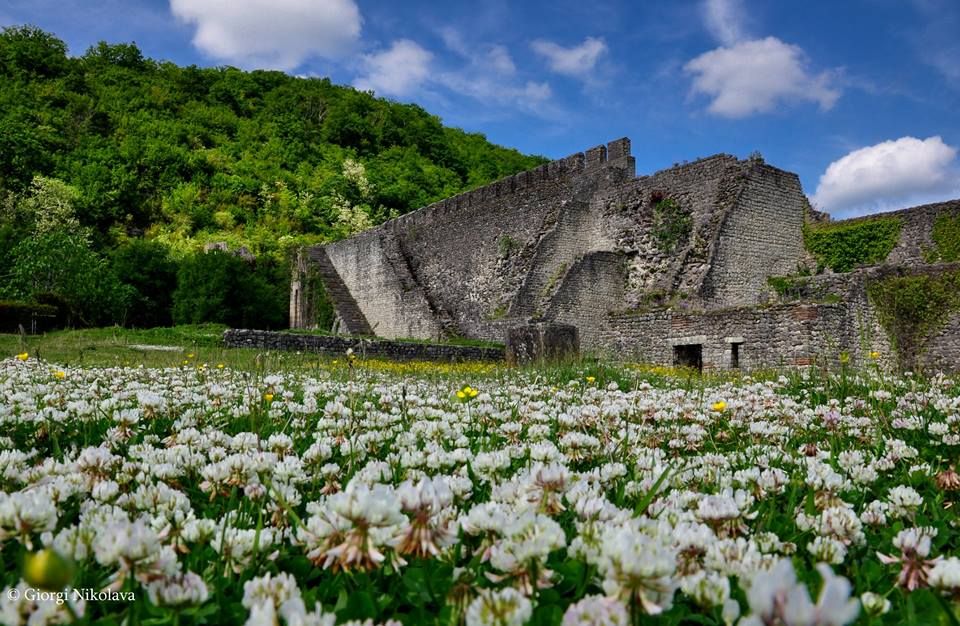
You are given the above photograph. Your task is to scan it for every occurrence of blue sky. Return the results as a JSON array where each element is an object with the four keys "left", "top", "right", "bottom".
[{"left": 2, "top": 0, "right": 959, "bottom": 218}]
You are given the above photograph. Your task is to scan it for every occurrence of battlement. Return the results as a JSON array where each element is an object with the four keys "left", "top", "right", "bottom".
[{"left": 377, "top": 138, "right": 635, "bottom": 231}]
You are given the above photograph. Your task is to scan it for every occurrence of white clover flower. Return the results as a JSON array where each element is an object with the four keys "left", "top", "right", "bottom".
[
  {"left": 929, "top": 557, "right": 960, "bottom": 594},
  {"left": 393, "top": 476, "right": 456, "bottom": 559},
  {"left": 487, "top": 511, "right": 566, "bottom": 593},
  {"left": 681, "top": 570, "right": 731, "bottom": 608},
  {"left": 859, "top": 592, "right": 891, "bottom": 617},
  {"left": 807, "top": 536, "right": 847, "bottom": 565},
  {"left": 242, "top": 571, "right": 300, "bottom": 611},
  {"left": 561, "top": 594, "right": 629, "bottom": 626},
  {"left": 0, "top": 490, "right": 58, "bottom": 549},
  {"left": 886, "top": 485, "right": 923, "bottom": 519},
  {"left": 595, "top": 520, "right": 678, "bottom": 614},
  {"left": 146, "top": 571, "right": 209, "bottom": 607},
  {"left": 741, "top": 560, "right": 858, "bottom": 626},
  {"left": 465, "top": 588, "right": 532, "bottom": 626},
  {"left": 297, "top": 482, "right": 405, "bottom": 572}
]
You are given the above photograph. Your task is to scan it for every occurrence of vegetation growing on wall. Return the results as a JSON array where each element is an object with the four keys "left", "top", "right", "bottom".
[
  {"left": 803, "top": 217, "right": 901, "bottom": 272},
  {"left": 651, "top": 198, "right": 692, "bottom": 252},
  {"left": 866, "top": 270, "right": 960, "bottom": 369},
  {"left": 926, "top": 211, "right": 960, "bottom": 262}
]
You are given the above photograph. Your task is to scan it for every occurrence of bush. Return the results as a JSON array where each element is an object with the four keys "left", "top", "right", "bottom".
[
  {"left": 172, "top": 250, "right": 287, "bottom": 329},
  {"left": 111, "top": 239, "right": 178, "bottom": 328},
  {"left": 2, "top": 230, "right": 132, "bottom": 326},
  {"left": 0, "top": 300, "right": 58, "bottom": 333}
]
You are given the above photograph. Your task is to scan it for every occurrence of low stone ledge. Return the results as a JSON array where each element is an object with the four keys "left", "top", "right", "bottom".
[
  {"left": 505, "top": 323, "right": 580, "bottom": 365},
  {"left": 224, "top": 329, "right": 504, "bottom": 362}
]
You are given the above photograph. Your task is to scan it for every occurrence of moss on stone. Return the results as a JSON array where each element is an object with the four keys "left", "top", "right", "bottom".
[
  {"left": 803, "top": 217, "right": 901, "bottom": 272},
  {"left": 866, "top": 270, "right": 960, "bottom": 370}
]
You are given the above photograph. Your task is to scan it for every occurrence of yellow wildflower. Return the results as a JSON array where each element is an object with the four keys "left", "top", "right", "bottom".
[
  {"left": 711, "top": 400, "right": 727, "bottom": 412},
  {"left": 53, "top": 371, "right": 66, "bottom": 380},
  {"left": 586, "top": 376, "right": 596, "bottom": 384},
  {"left": 869, "top": 351, "right": 880, "bottom": 360},
  {"left": 16, "top": 352, "right": 28, "bottom": 361},
  {"left": 217, "top": 363, "right": 225, "bottom": 369},
  {"left": 264, "top": 393, "right": 274, "bottom": 402}
]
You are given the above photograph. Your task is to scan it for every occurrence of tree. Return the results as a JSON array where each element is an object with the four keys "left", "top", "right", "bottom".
[
  {"left": 0, "top": 176, "right": 131, "bottom": 326},
  {"left": 172, "top": 251, "right": 286, "bottom": 329},
  {"left": 111, "top": 239, "right": 178, "bottom": 328}
]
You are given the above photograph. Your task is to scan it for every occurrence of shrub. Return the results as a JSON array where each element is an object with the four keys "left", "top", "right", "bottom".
[
  {"left": 172, "top": 250, "right": 287, "bottom": 329},
  {"left": 111, "top": 239, "right": 178, "bottom": 328},
  {"left": 0, "top": 300, "right": 58, "bottom": 333},
  {"left": 2, "top": 230, "right": 132, "bottom": 326},
  {"left": 652, "top": 198, "right": 692, "bottom": 253}
]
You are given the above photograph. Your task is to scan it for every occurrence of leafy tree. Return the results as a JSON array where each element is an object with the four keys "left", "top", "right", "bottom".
[
  {"left": 172, "top": 251, "right": 286, "bottom": 328},
  {"left": 111, "top": 239, "right": 178, "bottom": 328},
  {"left": 0, "top": 176, "right": 131, "bottom": 326},
  {"left": 0, "top": 25, "right": 548, "bottom": 328},
  {"left": 3, "top": 230, "right": 132, "bottom": 326},
  {"left": 0, "top": 25, "right": 68, "bottom": 79}
]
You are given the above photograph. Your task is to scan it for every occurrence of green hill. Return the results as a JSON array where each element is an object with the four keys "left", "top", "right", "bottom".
[{"left": 0, "top": 25, "right": 546, "bottom": 329}]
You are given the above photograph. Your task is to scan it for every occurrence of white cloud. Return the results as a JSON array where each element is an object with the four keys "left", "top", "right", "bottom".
[
  {"left": 169, "top": 0, "right": 361, "bottom": 70},
  {"left": 702, "top": 0, "right": 746, "bottom": 45},
  {"left": 531, "top": 36, "right": 607, "bottom": 78},
  {"left": 685, "top": 37, "right": 840, "bottom": 117},
  {"left": 353, "top": 39, "right": 432, "bottom": 98},
  {"left": 812, "top": 136, "right": 960, "bottom": 216},
  {"left": 432, "top": 28, "right": 552, "bottom": 115}
]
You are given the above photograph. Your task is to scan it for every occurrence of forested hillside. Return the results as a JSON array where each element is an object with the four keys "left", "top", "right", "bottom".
[{"left": 0, "top": 26, "right": 545, "bottom": 329}]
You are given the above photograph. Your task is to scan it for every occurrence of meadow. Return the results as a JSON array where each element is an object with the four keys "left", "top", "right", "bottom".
[{"left": 1, "top": 330, "right": 959, "bottom": 625}]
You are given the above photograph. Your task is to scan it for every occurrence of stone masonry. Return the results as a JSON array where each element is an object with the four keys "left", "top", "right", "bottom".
[{"left": 292, "top": 137, "right": 960, "bottom": 372}]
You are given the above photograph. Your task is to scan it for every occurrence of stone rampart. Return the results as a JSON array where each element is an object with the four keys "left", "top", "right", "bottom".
[{"left": 224, "top": 329, "right": 503, "bottom": 361}]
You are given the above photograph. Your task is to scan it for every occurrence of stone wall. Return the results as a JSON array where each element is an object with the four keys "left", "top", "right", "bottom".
[
  {"left": 224, "top": 329, "right": 503, "bottom": 362},
  {"left": 598, "top": 303, "right": 851, "bottom": 369},
  {"left": 309, "top": 138, "right": 636, "bottom": 341},
  {"left": 831, "top": 199, "right": 960, "bottom": 266},
  {"left": 700, "top": 163, "right": 810, "bottom": 307}
]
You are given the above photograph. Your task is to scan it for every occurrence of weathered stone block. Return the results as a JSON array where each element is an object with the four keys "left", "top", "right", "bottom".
[{"left": 505, "top": 323, "right": 580, "bottom": 365}]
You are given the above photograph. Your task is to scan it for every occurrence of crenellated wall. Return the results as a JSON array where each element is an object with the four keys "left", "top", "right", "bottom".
[{"left": 291, "top": 136, "right": 960, "bottom": 373}]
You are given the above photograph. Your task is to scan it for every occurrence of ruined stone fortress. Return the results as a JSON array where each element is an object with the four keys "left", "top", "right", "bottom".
[{"left": 290, "top": 137, "right": 960, "bottom": 372}]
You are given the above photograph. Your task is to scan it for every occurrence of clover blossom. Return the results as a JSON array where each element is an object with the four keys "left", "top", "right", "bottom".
[
  {"left": 393, "top": 476, "right": 456, "bottom": 559},
  {"left": 740, "top": 560, "right": 859, "bottom": 626},
  {"left": 465, "top": 588, "right": 531, "bottom": 626},
  {"left": 877, "top": 526, "right": 941, "bottom": 590},
  {"left": 298, "top": 482, "right": 405, "bottom": 572},
  {"left": 561, "top": 594, "right": 629, "bottom": 626},
  {"left": 595, "top": 520, "right": 678, "bottom": 615}
]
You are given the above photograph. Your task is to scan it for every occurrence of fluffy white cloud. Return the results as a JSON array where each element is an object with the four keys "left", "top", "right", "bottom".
[
  {"left": 169, "top": 0, "right": 361, "bottom": 70},
  {"left": 685, "top": 37, "right": 839, "bottom": 117},
  {"left": 434, "top": 28, "right": 552, "bottom": 114},
  {"left": 812, "top": 136, "right": 960, "bottom": 216},
  {"left": 703, "top": 0, "right": 745, "bottom": 45},
  {"left": 353, "top": 40, "right": 432, "bottom": 97},
  {"left": 531, "top": 37, "right": 607, "bottom": 78}
]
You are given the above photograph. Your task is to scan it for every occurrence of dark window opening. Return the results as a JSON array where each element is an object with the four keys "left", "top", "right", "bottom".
[
  {"left": 673, "top": 344, "right": 703, "bottom": 372},
  {"left": 730, "top": 342, "right": 742, "bottom": 369}
]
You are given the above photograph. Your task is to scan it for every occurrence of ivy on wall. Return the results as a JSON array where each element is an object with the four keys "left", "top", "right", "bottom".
[
  {"left": 652, "top": 198, "right": 692, "bottom": 252},
  {"left": 866, "top": 270, "right": 960, "bottom": 370},
  {"left": 926, "top": 211, "right": 960, "bottom": 262},
  {"left": 803, "top": 217, "right": 901, "bottom": 272}
]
